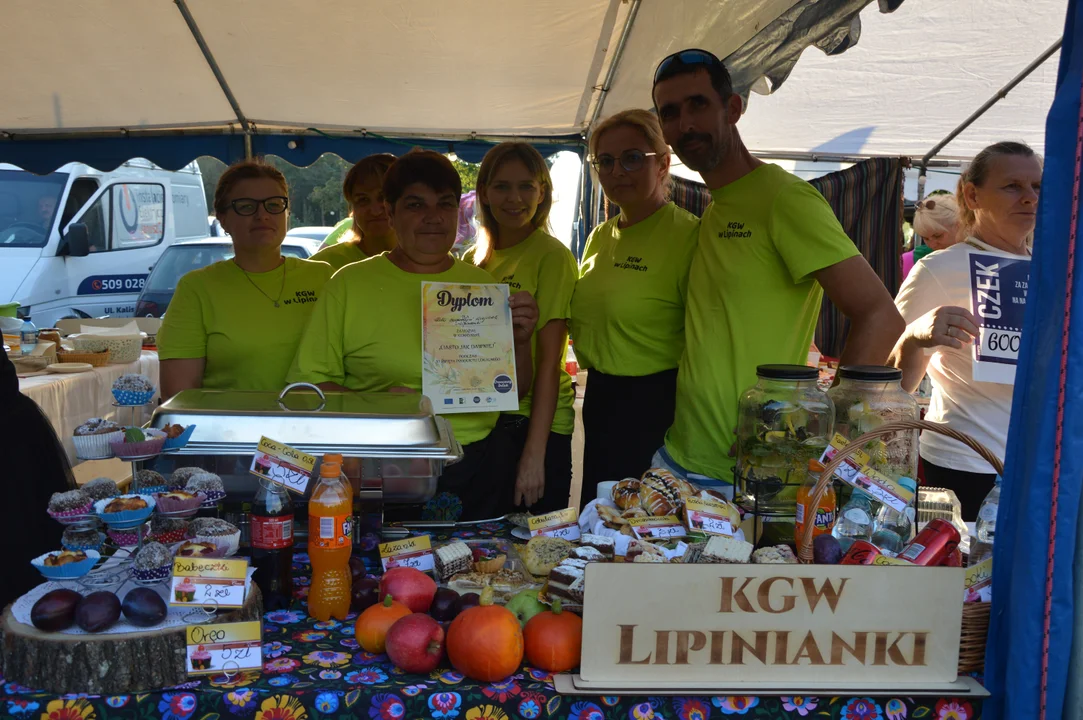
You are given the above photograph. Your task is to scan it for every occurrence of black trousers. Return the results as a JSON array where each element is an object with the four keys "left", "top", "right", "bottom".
[
  {"left": 921, "top": 457, "right": 997, "bottom": 521},
  {"left": 499, "top": 415, "right": 573, "bottom": 514},
  {"left": 580, "top": 368, "right": 678, "bottom": 508}
]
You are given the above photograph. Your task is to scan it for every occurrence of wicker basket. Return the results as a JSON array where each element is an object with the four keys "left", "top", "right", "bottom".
[
  {"left": 796, "top": 419, "right": 1003, "bottom": 676},
  {"left": 56, "top": 349, "right": 111, "bottom": 367}
]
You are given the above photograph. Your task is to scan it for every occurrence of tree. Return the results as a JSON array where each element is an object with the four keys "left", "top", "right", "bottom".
[{"left": 453, "top": 159, "right": 480, "bottom": 191}]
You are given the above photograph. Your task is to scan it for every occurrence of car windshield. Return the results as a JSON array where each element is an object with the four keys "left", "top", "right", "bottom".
[
  {"left": 0, "top": 170, "right": 68, "bottom": 248},
  {"left": 143, "top": 244, "right": 309, "bottom": 293}
]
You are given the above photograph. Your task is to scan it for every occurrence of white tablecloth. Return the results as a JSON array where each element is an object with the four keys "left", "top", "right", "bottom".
[{"left": 18, "top": 351, "right": 160, "bottom": 464}]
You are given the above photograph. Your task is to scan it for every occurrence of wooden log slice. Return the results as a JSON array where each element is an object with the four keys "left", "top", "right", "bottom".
[{"left": 0, "top": 584, "right": 263, "bottom": 695}]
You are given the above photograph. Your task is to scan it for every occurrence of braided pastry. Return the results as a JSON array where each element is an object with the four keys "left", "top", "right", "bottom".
[
  {"left": 639, "top": 469, "right": 685, "bottom": 516},
  {"left": 611, "top": 478, "right": 643, "bottom": 510}
]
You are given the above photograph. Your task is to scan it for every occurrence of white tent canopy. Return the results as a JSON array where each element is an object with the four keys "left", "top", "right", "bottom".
[
  {"left": 1, "top": 0, "right": 896, "bottom": 171},
  {"left": 732, "top": 0, "right": 1065, "bottom": 160}
]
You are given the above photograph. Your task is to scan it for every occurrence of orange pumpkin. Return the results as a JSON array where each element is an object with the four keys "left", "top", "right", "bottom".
[
  {"left": 447, "top": 587, "right": 523, "bottom": 681},
  {"left": 355, "top": 594, "right": 411, "bottom": 653},
  {"left": 523, "top": 598, "right": 582, "bottom": 672}
]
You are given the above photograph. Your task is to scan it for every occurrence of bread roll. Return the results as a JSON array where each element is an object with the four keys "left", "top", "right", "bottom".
[{"left": 612, "top": 479, "right": 643, "bottom": 510}]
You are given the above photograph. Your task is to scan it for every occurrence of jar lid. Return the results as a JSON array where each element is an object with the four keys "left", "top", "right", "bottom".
[
  {"left": 756, "top": 364, "right": 818, "bottom": 381},
  {"left": 838, "top": 365, "right": 903, "bottom": 382}
]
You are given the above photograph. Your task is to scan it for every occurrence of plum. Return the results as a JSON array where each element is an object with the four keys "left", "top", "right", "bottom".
[
  {"left": 351, "top": 578, "right": 380, "bottom": 613},
  {"left": 31, "top": 589, "right": 82, "bottom": 632},
  {"left": 457, "top": 592, "right": 482, "bottom": 611},
  {"left": 428, "top": 588, "right": 462, "bottom": 622},
  {"left": 122, "top": 588, "right": 167, "bottom": 627},
  {"left": 76, "top": 591, "right": 121, "bottom": 633},
  {"left": 349, "top": 555, "right": 365, "bottom": 584},
  {"left": 813, "top": 534, "right": 844, "bottom": 565}
]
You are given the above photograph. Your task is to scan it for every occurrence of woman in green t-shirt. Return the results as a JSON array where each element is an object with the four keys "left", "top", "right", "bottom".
[
  {"left": 288, "top": 150, "right": 539, "bottom": 520},
  {"left": 310, "top": 154, "right": 398, "bottom": 270},
  {"left": 158, "top": 160, "right": 333, "bottom": 399},
  {"left": 466, "top": 143, "right": 578, "bottom": 513},
  {"left": 569, "top": 109, "right": 700, "bottom": 505}
]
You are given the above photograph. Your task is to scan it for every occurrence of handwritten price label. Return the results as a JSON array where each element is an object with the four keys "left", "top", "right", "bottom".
[
  {"left": 684, "top": 497, "right": 737, "bottom": 537},
  {"left": 528, "top": 508, "right": 581, "bottom": 541},
  {"left": 821, "top": 434, "right": 914, "bottom": 513},
  {"left": 171, "top": 557, "right": 249, "bottom": 609},
  {"left": 185, "top": 621, "right": 262, "bottom": 676},
  {"left": 379, "top": 536, "right": 435, "bottom": 574},
  {"left": 250, "top": 436, "right": 317, "bottom": 495},
  {"left": 628, "top": 515, "right": 687, "bottom": 540}
]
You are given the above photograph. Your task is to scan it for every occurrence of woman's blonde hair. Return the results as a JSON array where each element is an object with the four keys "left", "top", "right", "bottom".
[
  {"left": 588, "top": 108, "right": 671, "bottom": 199},
  {"left": 473, "top": 142, "right": 553, "bottom": 267},
  {"left": 912, "top": 193, "right": 959, "bottom": 241}
]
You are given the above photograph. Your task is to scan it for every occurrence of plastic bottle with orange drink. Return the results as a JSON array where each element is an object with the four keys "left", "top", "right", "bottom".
[
  {"left": 307, "top": 460, "right": 353, "bottom": 621},
  {"left": 795, "top": 459, "right": 837, "bottom": 544}
]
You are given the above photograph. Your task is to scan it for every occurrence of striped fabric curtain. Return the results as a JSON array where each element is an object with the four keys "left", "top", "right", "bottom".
[{"left": 809, "top": 158, "right": 905, "bottom": 357}]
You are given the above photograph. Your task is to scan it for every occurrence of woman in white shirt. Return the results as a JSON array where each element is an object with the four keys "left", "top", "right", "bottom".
[{"left": 891, "top": 141, "right": 1042, "bottom": 517}]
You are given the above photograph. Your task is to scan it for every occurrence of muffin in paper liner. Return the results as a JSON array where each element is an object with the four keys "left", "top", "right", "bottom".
[
  {"left": 72, "top": 430, "right": 123, "bottom": 460},
  {"left": 131, "top": 542, "right": 174, "bottom": 582},
  {"left": 47, "top": 501, "right": 94, "bottom": 523},
  {"left": 62, "top": 529, "right": 105, "bottom": 552},
  {"left": 154, "top": 491, "right": 203, "bottom": 518},
  {"left": 110, "top": 429, "right": 167, "bottom": 460},
  {"left": 94, "top": 494, "right": 156, "bottom": 528},
  {"left": 32, "top": 550, "right": 101, "bottom": 580},
  {"left": 108, "top": 525, "right": 151, "bottom": 547},
  {"left": 151, "top": 517, "right": 189, "bottom": 544},
  {"left": 112, "top": 388, "right": 156, "bottom": 406},
  {"left": 163, "top": 424, "right": 196, "bottom": 450},
  {"left": 199, "top": 490, "right": 227, "bottom": 507},
  {"left": 192, "top": 529, "right": 240, "bottom": 558}
]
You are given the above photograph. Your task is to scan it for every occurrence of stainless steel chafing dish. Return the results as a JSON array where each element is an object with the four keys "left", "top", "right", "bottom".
[{"left": 149, "top": 383, "right": 463, "bottom": 508}]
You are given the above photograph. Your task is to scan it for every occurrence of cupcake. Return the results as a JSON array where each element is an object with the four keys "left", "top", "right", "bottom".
[
  {"left": 188, "top": 518, "right": 240, "bottom": 557},
  {"left": 154, "top": 490, "right": 202, "bottom": 518},
  {"left": 95, "top": 494, "right": 155, "bottom": 528},
  {"left": 62, "top": 526, "right": 105, "bottom": 552},
  {"left": 112, "top": 374, "right": 156, "bottom": 406},
  {"left": 162, "top": 423, "right": 196, "bottom": 451},
  {"left": 471, "top": 546, "right": 507, "bottom": 573},
  {"left": 109, "top": 427, "right": 167, "bottom": 460},
  {"left": 72, "top": 418, "right": 124, "bottom": 460},
  {"left": 177, "top": 540, "right": 221, "bottom": 558},
  {"left": 32, "top": 549, "right": 100, "bottom": 580},
  {"left": 132, "top": 541, "right": 173, "bottom": 582},
  {"left": 135, "top": 469, "right": 167, "bottom": 494},
  {"left": 185, "top": 473, "right": 226, "bottom": 505},
  {"left": 82, "top": 477, "right": 119, "bottom": 502},
  {"left": 176, "top": 576, "right": 197, "bottom": 602},
  {"left": 190, "top": 644, "right": 211, "bottom": 670},
  {"left": 168, "top": 467, "right": 204, "bottom": 490},
  {"left": 151, "top": 516, "right": 189, "bottom": 544},
  {"left": 48, "top": 489, "right": 93, "bottom": 522},
  {"left": 108, "top": 524, "right": 150, "bottom": 547}
]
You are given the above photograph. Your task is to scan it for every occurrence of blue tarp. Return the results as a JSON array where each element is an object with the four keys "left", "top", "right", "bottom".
[
  {"left": 984, "top": 0, "right": 1083, "bottom": 716},
  {"left": 0, "top": 131, "right": 584, "bottom": 175}
]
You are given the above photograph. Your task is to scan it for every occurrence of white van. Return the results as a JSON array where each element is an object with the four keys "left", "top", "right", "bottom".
[{"left": 0, "top": 159, "right": 208, "bottom": 328}]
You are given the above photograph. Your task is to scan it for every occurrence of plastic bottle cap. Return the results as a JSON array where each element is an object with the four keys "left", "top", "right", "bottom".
[
  {"left": 323, "top": 453, "right": 343, "bottom": 465},
  {"left": 808, "top": 459, "right": 825, "bottom": 472},
  {"left": 898, "top": 476, "right": 918, "bottom": 493},
  {"left": 320, "top": 461, "right": 342, "bottom": 477}
]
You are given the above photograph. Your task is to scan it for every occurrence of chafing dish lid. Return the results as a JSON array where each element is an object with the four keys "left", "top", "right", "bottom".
[{"left": 150, "top": 384, "right": 462, "bottom": 459}]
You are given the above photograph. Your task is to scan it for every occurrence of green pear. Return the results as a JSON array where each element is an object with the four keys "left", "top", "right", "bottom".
[{"left": 504, "top": 589, "right": 546, "bottom": 627}]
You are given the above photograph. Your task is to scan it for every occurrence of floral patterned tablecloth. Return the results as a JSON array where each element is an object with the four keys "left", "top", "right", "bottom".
[{"left": 0, "top": 523, "right": 984, "bottom": 720}]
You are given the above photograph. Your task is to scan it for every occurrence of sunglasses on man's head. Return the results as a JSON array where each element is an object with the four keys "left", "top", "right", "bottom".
[
  {"left": 654, "top": 48, "right": 724, "bottom": 85},
  {"left": 919, "top": 199, "right": 937, "bottom": 211}
]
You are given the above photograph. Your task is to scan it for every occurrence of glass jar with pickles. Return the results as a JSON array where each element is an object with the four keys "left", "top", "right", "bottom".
[
  {"left": 736, "top": 365, "right": 834, "bottom": 516},
  {"left": 827, "top": 366, "right": 919, "bottom": 493}
]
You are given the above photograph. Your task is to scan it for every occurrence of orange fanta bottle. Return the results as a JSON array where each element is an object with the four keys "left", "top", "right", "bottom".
[
  {"left": 795, "top": 459, "right": 837, "bottom": 544},
  {"left": 307, "top": 460, "right": 353, "bottom": 621}
]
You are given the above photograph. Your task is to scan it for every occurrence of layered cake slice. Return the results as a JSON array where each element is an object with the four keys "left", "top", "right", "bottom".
[
  {"left": 435, "top": 540, "right": 473, "bottom": 578},
  {"left": 700, "top": 535, "right": 754, "bottom": 564}
]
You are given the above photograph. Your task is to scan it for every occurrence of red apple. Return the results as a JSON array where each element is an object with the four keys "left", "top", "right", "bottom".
[
  {"left": 385, "top": 613, "right": 446, "bottom": 674},
  {"left": 380, "top": 567, "right": 437, "bottom": 613}
]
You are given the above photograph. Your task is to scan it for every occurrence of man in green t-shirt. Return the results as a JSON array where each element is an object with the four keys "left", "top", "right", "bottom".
[{"left": 650, "top": 49, "right": 905, "bottom": 494}]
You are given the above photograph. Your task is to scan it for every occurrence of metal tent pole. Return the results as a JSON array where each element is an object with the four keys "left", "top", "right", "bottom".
[
  {"left": 917, "top": 39, "right": 1062, "bottom": 202},
  {"left": 175, "top": 0, "right": 253, "bottom": 159},
  {"left": 587, "top": 0, "right": 643, "bottom": 130}
]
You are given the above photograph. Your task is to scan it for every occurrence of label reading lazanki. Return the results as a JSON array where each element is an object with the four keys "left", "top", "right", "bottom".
[{"left": 379, "top": 536, "right": 435, "bottom": 573}]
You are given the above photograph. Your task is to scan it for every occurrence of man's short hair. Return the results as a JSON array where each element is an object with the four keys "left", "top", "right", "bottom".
[
  {"left": 652, "top": 48, "right": 734, "bottom": 101},
  {"left": 383, "top": 149, "right": 462, "bottom": 208}
]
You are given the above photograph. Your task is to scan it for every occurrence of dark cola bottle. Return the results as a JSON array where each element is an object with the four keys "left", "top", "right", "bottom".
[{"left": 251, "top": 478, "right": 295, "bottom": 610}]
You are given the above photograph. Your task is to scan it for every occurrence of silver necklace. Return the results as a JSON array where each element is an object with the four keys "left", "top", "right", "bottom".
[{"left": 237, "top": 259, "right": 287, "bottom": 307}]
